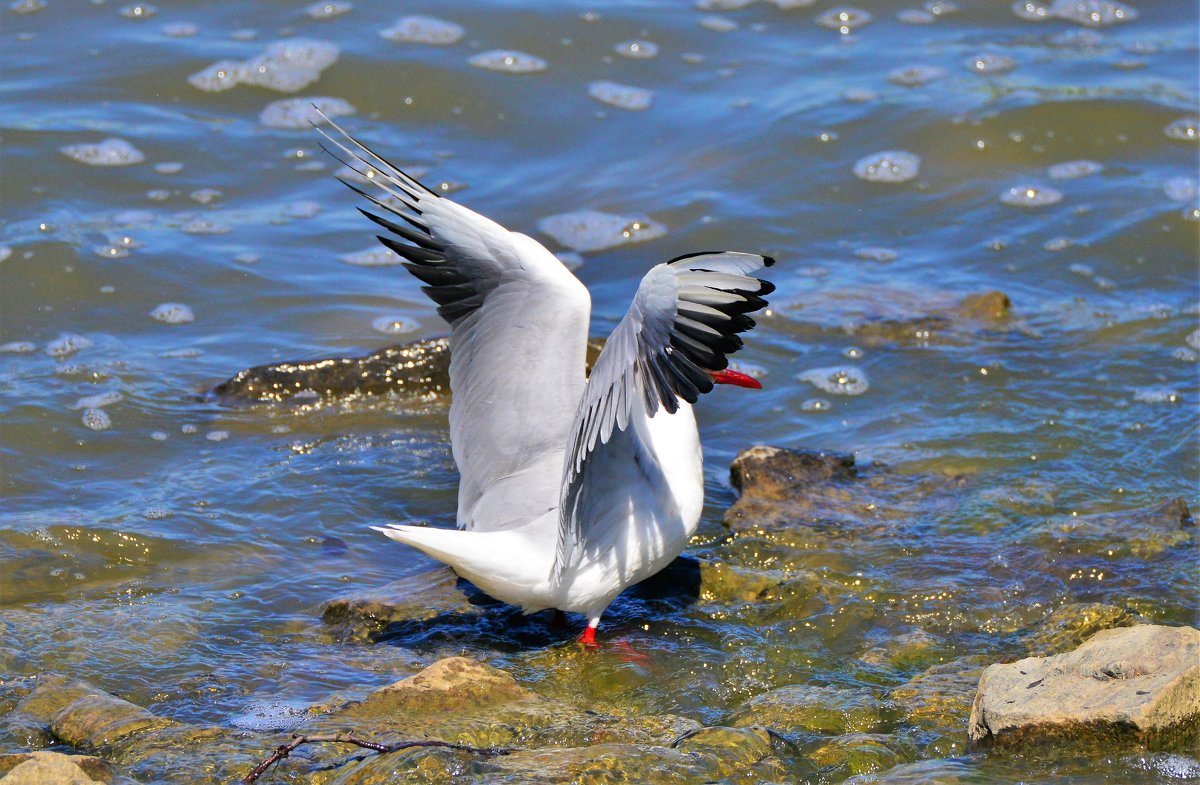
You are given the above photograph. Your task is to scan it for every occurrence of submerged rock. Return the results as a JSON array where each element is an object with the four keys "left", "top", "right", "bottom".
[
  {"left": 1021, "top": 602, "right": 1136, "bottom": 656},
  {"left": 321, "top": 566, "right": 483, "bottom": 642},
  {"left": 729, "top": 684, "right": 885, "bottom": 735},
  {"left": 0, "top": 751, "right": 111, "bottom": 784},
  {"left": 809, "top": 732, "right": 906, "bottom": 777},
  {"left": 888, "top": 655, "right": 990, "bottom": 753},
  {"left": 968, "top": 625, "right": 1200, "bottom": 748},
  {"left": 1026, "top": 498, "right": 1193, "bottom": 559}
]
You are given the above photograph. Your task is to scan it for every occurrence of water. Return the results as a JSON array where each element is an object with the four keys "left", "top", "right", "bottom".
[{"left": 0, "top": 1, "right": 1197, "bottom": 782}]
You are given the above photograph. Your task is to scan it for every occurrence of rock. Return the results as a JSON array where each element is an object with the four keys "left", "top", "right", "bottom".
[
  {"left": 336, "top": 657, "right": 533, "bottom": 722},
  {"left": 672, "top": 725, "right": 773, "bottom": 772},
  {"left": 13, "top": 675, "right": 177, "bottom": 753},
  {"left": 1026, "top": 498, "right": 1194, "bottom": 559},
  {"left": 0, "top": 752, "right": 110, "bottom": 784},
  {"left": 843, "top": 757, "right": 976, "bottom": 784},
  {"left": 887, "top": 656, "right": 989, "bottom": 755},
  {"left": 968, "top": 624, "right": 1200, "bottom": 748},
  {"left": 955, "top": 291, "right": 1012, "bottom": 322},
  {"left": 210, "top": 338, "right": 606, "bottom": 404},
  {"left": 808, "top": 733, "right": 904, "bottom": 777},
  {"left": 321, "top": 567, "right": 483, "bottom": 642},
  {"left": 859, "top": 629, "right": 946, "bottom": 671},
  {"left": 729, "top": 684, "right": 885, "bottom": 735},
  {"left": 1021, "top": 602, "right": 1136, "bottom": 656}
]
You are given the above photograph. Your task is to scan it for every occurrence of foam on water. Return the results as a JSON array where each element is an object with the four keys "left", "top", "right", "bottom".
[
  {"left": 853, "top": 151, "right": 921, "bottom": 183},
  {"left": 339, "top": 246, "right": 401, "bottom": 266},
  {"left": 1132, "top": 386, "right": 1179, "bottom": 404},
  {"left": 180, "top": 218, "right": 231, "bottom": 235},
  {"left": 0, "top": 341, "right": 36, "bottom": 353},
  {"left": 189, "top": 40, "right": 339, "bottom": 94},
  {"left": 0, "top": 246, "right": 12, "bottom": 262},
  {"left": 1014, "top": 0, "right": 1052, "bottom": 19},
  {"left": 614, "top": 40, "right": 658, "bottom": 59},
  {"left": 1163, "top": 177, "right": 1197, "bottom": 203},
  {"left": 162, "top": 22, "right": 197, "bottom": 37},
  {"left": 372, "top": 315, "right": 418, "bottom": 335},
  {"left": 380, "top": 15, "right": 464, "bottom": 45},
  {"left": 801, "top": 398, "right": 831, "bottom": 411},
  {"left": 45, "top": 334, "right": 93, "bottom": 357},
  {"left": 1000, "top": 185, "right": 1064, "bottom": 207},
  {"left": 259, "top": 96, "right": 355, "bottom": 129},
  {"left": 206, "top": 430, "right": 230, "bottom": 442},
  {"left": 306, "top": 1, "right": 351, "bottom": 20},
  {"left": 816, "top": 7, "right": 872, "bottom": 33},
  {"left": 150, "top": 303, "right": 195, "bottom": 324},
  {"left": 1186, "top": 328, "right": 1200, "bottom": 351},
  {"left": 155, "top": 162, "right": 184, "bottom": 174},
  {"left": 898, "top": 10, "right": 935, "bottom": 24},
  {"left": 229, "top": 700, "right": 310, "bottom": 731},
  {"left": 283, "top": 200, "right": 322, "bottom": 219},
  {"left": 698, "top": 16, "right": 738, "bottom": 33},
  {"left": 119, "top": 3, "right": 156, "bottom": 20},
  {"left": 538, "top": 210, "right": 667, "bottom": 252},
  {"left": 9, "top": 0, "right": 46, "bottom": 13},
  {"left": 588, "top": 81, "right": 654, "bottom": 111},
  {"left": 888, "top": 65, "right": 947, "bottom": 86},
  {"left": 1047, "top": 159, "right": 1103, "bottom": 179},
  {"left": 1163, "top": 117, "right": 1198, "bottom": 142},
  {"left": 798, "top": 366, "right": 870, "bottom": 395},
  {"left": 81, "top": 408, "right": 112, "bottom": 431},
  {"left": 1049, "top": 0, "right": 1137, "bottom": 27},
  {"left": 60, "top": 138, "right": 145, "bottom": 166},
  {"left": 72, "top": 391, "right": 123, "bottom": 410},
  {"left": 695, "top": 0, "right": 754, "bottom": 9},
  {"left": 966, "top": 54, "right": 1017, "bottom": 74},
  {"left": 190, "top": 188, "right": 221, "bottom": 204},
  {"left": 468, "top": 50, "right": 548, "bottom": 73},
  {"left": 855, "top": 246, "right": 898, "bottom": 261}
]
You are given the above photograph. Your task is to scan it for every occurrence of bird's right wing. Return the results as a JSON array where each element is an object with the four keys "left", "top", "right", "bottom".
[
  {"left": 317, "top": 114, "right": 591, "bottom": 532},
  {"left": 554, "top": 252, "right": 774, "bottom": 579}
]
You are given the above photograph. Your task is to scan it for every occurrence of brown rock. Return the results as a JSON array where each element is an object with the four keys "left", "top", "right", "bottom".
[
  {"left": 0, "top": 752, "right": 110, "bottom": 784},
  {"left": 336, "top": 657, "right": 533, "bottom": 722},
  {"left": 968, "top": 624, "right": 1200, "bottom": 747},
  {"left": 1027, "top": 498, "right": 1194, "bottom": 559}
]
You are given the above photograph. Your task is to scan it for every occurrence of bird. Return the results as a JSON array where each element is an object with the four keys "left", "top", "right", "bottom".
[{"left": 315, "top": 112, "right": 774, "bottom": 646}]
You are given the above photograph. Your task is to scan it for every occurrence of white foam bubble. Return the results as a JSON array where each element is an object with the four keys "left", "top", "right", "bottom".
[
  {"left": 1050, "top": 0, "right": 1137, "bottom": 27},
  {"left": 698, "top": 16, "right": 738, "bottom": 32},
  {"left": 151, "top": 431, "right": 169, "bottom": 441},
  {"left": 283, "top": 200, "right": 322, "bottom": 218},
  {"left": 9, "top": 0, "right": 46, "bottom": 13},
  {"left": 189, "top": 188, "right": 221, "bottom": 204},
  {"left": 162, "top": 22, "right": 197, "bottom": 37},
  {"left": 588, "top": 81, "right": 653, "bottom": 111},
  {"left": 46, "top": 333, "right": 93, "bottom": 357},
  {"left": 799, "top": 366, "right": 870, "bottom": 395},
  {"left": 187, "top": 60, "right": 241, "bottom": 92},
  {"left": 925, "top": 0, "right": 959, "bottom": 13},
  {"left": 801, "top": 398, "right": 831, "bottom": 411},
  {"left": 538, "top": 210, "right": 666, "bottom": 252},
  {"left": 1000, "top": 185, "right": 1063, "bottom": 207},
  {"left": 150, "top": 303, "right": 195, "bottom": 324},
  {"left": 1132, "top": 386, "right": 1178, "bottom": 404},
  {"left": 339, "top": 246, "right": 401, "bottom": 266},
  {"left": 614, "top": 39, "right": 658, "bottom": 59},
  {"left": 180, "top": 218, "right": 231, "bottom": 235},
  {"left": 235, "top": 253, "right": 260, "bottom": 264},
  {"left": 119, "top": 3, "right": 156, "bottom": 20},
  {"left": 206, "top": 430, "right": 230, "bottom": 441},
  {"left": 888, "top": 64, "right": 947, "bottom": 86},
  {"left": 189, "top": 40, "right": 340, "bottom": 94},
  {"left": 1164, "top": 117, "right": 1198, "bottom": 142},
  {"left": 372, "top": 315, "right": 418, "bottom": 335},
  {"left": 816, "top": 6, "right": 872, "bottom": 32},
  {"left": 380, "top": 15, "right": 463, "bottom": 45},
  {"left": 259, "top": 96, "right": 355, "bottom": 129},
  {"left": 81, "top": 408, "right": 112, "bottom": 430},
  {"left": 94, "top": 244, "right": 130, "bottom": 259},
  {"left": 1047, "top": 159, "right": 1103, "bottom": 179},
  {"left": 60, "top": 138, "right": 145, "bottom": 166},
  {"left": 0, "top": 246, "right": 11, "bottom": 262},
  {"left": 0, "top": 341, "right": 36, "bottom": 353},
  {"left": 1164, "top": 177, "right": 1197, "bottom": 203},
  {"left": 965, "top": 53, "right": 1017, "bottom": 74},
  {"left": 1043, "top": 236, "right": 1072, "bottom": 251},
  {"left": 306, "top": 1, "right": 351, "bottom": 20},
  {"left": 898, "top": 9, "right": 935, "bottom": 24},
  {"left": 853, "top": 150, "right": 921, "bottom": 183},
  {"left": 696, "top": 0, "right": 755, "bottom": 8},
  {"left": 72, "top": 391, "right": 123, "bottom": 410},
  {"left": 468, "top": 50, "right": 547, "bottom": 73},
  {"left": 229, "top": 701, "right": 309, "bottom": 731},
  {"left": 155, "top": 162, "right": 184, "bottom": 174},
  {"left": 842, "top": 346, "right": 864, "bottom": 359},
  {"left": 854, "top": 246, "right": 898, "bottom": 261},
  {"left": 1187, "top": 328, "right": 1200, "bottom": 351}
]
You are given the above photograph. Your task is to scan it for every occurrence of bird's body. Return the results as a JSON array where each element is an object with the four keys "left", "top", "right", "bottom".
[{"left": 316, "top": 112, "right": 773, "bottom": 642}]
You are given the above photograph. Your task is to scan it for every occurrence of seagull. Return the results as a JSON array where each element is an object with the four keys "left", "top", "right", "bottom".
[{"left": 315, "top": 114, "right": 774, "bottom": 646}]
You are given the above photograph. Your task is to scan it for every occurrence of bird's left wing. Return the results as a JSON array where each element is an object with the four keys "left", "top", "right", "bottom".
[{"left": 554, "top": 252, "right": 774, "bottom": 580}]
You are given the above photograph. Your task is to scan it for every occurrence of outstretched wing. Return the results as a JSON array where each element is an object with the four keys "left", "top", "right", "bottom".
[
  {"left": 554, "top": 252, "right": 774, "bottom": 578},
  {"left": 317, "top": 113, "right": 591, "bottom": 532}
]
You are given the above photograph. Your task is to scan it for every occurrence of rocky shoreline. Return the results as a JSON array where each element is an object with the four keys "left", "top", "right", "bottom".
[{"left": 2, "top": 439, "right": 1196, "bottom": 784}]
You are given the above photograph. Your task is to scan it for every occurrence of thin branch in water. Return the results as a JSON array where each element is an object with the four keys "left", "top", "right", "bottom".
[{"left": 241, "top": 732, "right": 515, "bottom": 783}]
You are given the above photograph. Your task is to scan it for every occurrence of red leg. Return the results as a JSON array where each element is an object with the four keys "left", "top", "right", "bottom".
[{"left": 578, "top": 623, "right": 598, "bottom": 647}]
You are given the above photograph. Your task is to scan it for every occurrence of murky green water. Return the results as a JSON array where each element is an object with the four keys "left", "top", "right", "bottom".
[{"left": 1, "top": 0, "right": 1197, "bottom": 783}]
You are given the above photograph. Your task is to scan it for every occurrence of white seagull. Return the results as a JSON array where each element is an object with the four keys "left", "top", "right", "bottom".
[{"left": 316, "top": 115, "right": 774, "bottom": 646}]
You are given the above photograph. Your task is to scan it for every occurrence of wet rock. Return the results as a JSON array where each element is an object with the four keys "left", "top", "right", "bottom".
[
  {"left": 210, "top": 337, "right": 605, "bottom": 404},
  {"left": 844, "top": 757, "right": 975, "bottom": 784},
  {"left": 1021, "top": 602, "right": 1136, "bottom": 656},
  {"left": 12, "top": 674, "right": 177, "bottom": 754},
  {"left": 729, "top": 684, "right": 885, "bottom": 735},
  {"left": 968, "top": 625, "right": 1200, "bottom": 748},
  {"left": 1026, "top": 498, "right": 1194, "bottom": 559},
  {"left": 672, "top": 725, "right": 773, "bottom": 772},
  {"left": 0, "top": 752, "right": 111, "bottom": 784},
  {"left": 321, "top": 566, "right": 482, "bottom": 642},
  {"left": 888, "top": 655, "right": 990, "bottom": 752},
  {"left": 808, "top": 733, "right": 904, "bottom": 777},
  {"left": 859, "top": 629, "right": 946, "bottom": 671},
  {"left": 697, "top": 560, "right": 785, "bottom": 603},
  {"left": 337, "top": 657, "right": 532, "bottom": 719}
]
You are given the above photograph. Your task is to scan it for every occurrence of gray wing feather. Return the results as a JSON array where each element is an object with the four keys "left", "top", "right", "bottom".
[
  {"left": 318, "top": 112, "right": 592, "bottom": 532},
  {"left": 554, "top": 252, "right": 774, "bottom": 579}
]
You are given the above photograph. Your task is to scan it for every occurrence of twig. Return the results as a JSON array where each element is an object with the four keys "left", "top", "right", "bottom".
[{"left": 241, "top": 732, "right": 515, "bottom": 783}]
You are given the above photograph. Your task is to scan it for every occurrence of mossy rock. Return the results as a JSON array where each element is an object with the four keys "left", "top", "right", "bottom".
[
  {"left": 808, "top": 732, "right": 903, "bottom": 777},
  {"left": 729, "top": 684, "right": 885, "bottom": 735},
  {"left": 672, "top": 725, "right": 773, "bottom": 773}
]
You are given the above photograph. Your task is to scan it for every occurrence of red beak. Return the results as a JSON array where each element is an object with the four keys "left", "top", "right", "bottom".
[{"left": 709, "top": 369, "right": 762, "bottom": 389}]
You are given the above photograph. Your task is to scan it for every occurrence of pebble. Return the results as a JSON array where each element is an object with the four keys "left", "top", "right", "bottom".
[
  {"left": 799, "top": 366, "right": 870, "bottom": 395},
  {"left": 283, "top": 200, "right": 322, "bottom": 219},
  {"left": 235, "top": 253, "right": 260, "bottom": 264},
  {"left": 380, "top": 15, "right": 464, "bottom": 45},
  {"left": 1000, "top": 185, "right": 1063, "bottom": 207},
  {"left": 60, "top": 138, "right": 145, "bottom": 166},
  {"left": 305, "top": 1, "right": 351, "bottom": 20},
  {"left": 1163, "top": 118, "right": 1198, "bottom": 142},
  {"left": 614, "top": 40, "right": 658, "bottom": 59},
  {"left": 151, "top": 431, "right": 168, "bottom": 441},
  {"left": 588, "top": 81, "right": 653, "bottom": 111},
  {"left": 853, "top": 150, "right": 921, "bottom": 183},
  {"left": 339, "top": 247, "right": 401, "bottom": 266},
  {"left": 259, "top": 96, "right": 355, "bottom": 129},
  {"left": 1050, "top": 0, "right": 1137, "bottom": 27},
  {"left": 842, "top": 88, "right": 877, "bottom": 102},
  {"left": 150, "top": 303, "right": 195, "bottom": 324},
  {"left": 538, "top": 210, "right": 666, "bottom": 252},
  {"left": 81, "top": 408, "right": 112, "bottom": 430},
  {"left": 1048, "top": 159, "right": 1103, "bottom": 179},
  {"left": 816, "top": 6, "right": 872, "bottom": 32},
  {"left": 965, "top": 54, "right": 1017, "bottom": 74},
  {"left": 855, "top": 246, "right": 898, "bottom": 261},
  {"left": 372, "top": 315, "right": 418, "bottom": 335},
  {"left": 45, "top": 333, "right": 93, "bottom": 357},
  {"left": 696, "top": 0, "right": 754, "bottom": 9},
  {"left": 888, "top": 65, "right": 947, "bottom": 86},
  {"left": 468, "top": 50, "right": 547, "bottom": 73}
]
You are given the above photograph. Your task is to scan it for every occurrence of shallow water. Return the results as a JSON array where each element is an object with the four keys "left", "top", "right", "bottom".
[{"left": 0, "top": 0, "right": 1197, "bottom": 782}]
